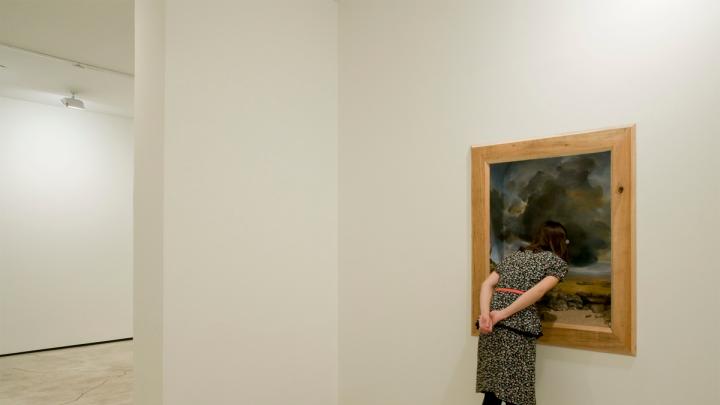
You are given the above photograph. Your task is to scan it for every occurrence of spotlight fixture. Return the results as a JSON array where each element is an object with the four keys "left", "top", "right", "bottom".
[{"left": 61, "top": 93, "right": 85, "bottom": 110}]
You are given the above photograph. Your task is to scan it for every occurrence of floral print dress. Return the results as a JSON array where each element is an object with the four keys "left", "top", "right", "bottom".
[{"left": 476, "top": 249, "right": 569, "bottom": 405}]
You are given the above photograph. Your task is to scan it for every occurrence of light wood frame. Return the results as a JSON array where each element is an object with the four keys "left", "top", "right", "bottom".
[{"left": 471, "top": 126, "right": 636, "bottom": 356}]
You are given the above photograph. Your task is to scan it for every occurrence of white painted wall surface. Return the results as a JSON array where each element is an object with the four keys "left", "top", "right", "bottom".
[
  {"left": 133, "top": 0, "right": 165, "bottom": 403},
  {"left": 134, "top": 1, "right": 338, "bottom": 404},
  {"left": 0, "top": 96, "right": 133, "bottom": 355},
  {"left": 339, "top": 1, "right": 720, "bottom": 404}
]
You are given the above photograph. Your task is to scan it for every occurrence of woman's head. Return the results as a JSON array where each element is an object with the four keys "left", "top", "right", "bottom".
[{"left": 521, "top": 220, "right": 569, "bottom": 262}]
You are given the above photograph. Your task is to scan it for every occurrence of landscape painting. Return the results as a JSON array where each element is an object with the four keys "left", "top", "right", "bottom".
[
  {"left": 471, "top": 126, "right": 636, "bottom": 355},
  {"left": 489, "top": 151, "right": 612, "bottom": 328}
]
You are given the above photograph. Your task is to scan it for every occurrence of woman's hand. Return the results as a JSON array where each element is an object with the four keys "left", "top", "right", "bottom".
[
  {"left": 489, "top": 310, "right": 507, "bottom": 325},
  {"left": 478, "top": 313, "right": 493, "bottom": 334}
]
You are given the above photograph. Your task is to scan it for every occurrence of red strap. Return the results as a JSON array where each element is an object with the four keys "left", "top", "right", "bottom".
[{"left": 495, "top": 287, "right": 526, "bottom": 295}]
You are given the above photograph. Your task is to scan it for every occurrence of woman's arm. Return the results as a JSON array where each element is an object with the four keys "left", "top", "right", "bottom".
[
  {"left": 480, "top": 271, "right": 500, "bottom": 315},
  {"left": 491, "top": 275, "right": 560, "bottom": 324},
  {"left": 478, "top": 272, "right": 500, "bottom": 333}
]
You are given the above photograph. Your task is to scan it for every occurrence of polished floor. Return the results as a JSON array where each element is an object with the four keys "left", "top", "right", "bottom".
[{"left": 0, "top": 340, "right": 133, "bottom": 405}]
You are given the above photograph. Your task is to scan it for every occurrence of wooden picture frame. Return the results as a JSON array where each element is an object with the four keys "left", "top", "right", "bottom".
[{"left": 471, "top": 126, "right": 636, "bottom": 356}]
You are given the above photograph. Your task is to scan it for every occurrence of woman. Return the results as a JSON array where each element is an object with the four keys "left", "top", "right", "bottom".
[{"left": 476, "top": 220, "right": 570, "bottom": 405}]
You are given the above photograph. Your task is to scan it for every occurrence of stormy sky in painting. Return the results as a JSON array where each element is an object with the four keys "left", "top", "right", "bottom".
[{"left": 490, "top": 151, "right": 611, "bottom": 268}]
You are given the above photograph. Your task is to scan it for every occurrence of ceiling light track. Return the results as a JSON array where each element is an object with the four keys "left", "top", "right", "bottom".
[{"left": 0, "top": 42, "right": 134, "bottom": 78}]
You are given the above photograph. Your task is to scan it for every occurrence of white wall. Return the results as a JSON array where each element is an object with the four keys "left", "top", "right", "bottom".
[
  {"left": 0, "top": 96, "right": 133, "bottom": 355},
  {"left": 133, "top": 0, "right": 164, "bottom": 403},
  {"left": 339, "top": 1, "right": 719, "bottom": 405},
  {"left": 135, "top": 1, "right": 338, "bottom": 404}
]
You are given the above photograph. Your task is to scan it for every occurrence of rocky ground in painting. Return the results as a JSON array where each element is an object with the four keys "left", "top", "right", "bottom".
[{"left": 538, "top": 278, "right": 612, "bottom": 327}]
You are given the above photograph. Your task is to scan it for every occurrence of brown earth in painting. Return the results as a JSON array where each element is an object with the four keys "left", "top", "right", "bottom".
[
  {"left": 537, "top": 275, "right": 612, "bottom": 327},
  {"left": 556, "top": 275, "right": 611, "bottom": 296},
  {"left": 543, "top": 309, "right": 610, "bottom": 328}
]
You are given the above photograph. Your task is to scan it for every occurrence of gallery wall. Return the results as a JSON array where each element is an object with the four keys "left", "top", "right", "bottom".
[
  {"left": 135, "top": 1, "right": 338, "bottom": 404},
  {"left": 0, "top": 96, "right": 133, "bottom": 355},
  {"left": 339, "top": 1, "right": 719, "bottom": 404},
  {"left": 133, "top": 0, "right": 165, "bottom": 403}
]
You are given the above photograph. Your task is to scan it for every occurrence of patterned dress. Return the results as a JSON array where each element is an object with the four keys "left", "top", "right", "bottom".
[{"left": 476, "top": 249, "right": 569, "bottom": 405}]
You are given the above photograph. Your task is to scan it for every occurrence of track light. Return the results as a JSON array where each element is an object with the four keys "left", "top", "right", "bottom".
[{"left": 61, "top": 93, "right": 85, "bottom": 110}]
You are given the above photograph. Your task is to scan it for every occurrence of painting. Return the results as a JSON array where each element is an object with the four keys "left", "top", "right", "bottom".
[
  {"left": 490, "top": 151, "right": 612, "bottom": 329},
  {"left": 471, "top": 127, "right": 636, "bottom": 355}
]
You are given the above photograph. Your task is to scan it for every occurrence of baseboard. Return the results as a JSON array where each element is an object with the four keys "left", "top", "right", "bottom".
[{"left": 0, "top": 337, "right": 134, "bottom": 357}]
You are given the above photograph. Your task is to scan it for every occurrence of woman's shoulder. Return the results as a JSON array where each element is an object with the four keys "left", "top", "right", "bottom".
[
  {"left": 518, "top": 248, "right": 566, "bottom": 263},
  {"left": 502, "top": 249, "right": 529, "bottom": 261},
  {"left": 535, "top": 250, "right": 568, "bottom": 266}
]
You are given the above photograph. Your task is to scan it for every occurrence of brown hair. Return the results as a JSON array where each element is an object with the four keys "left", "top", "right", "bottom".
[{"left": 520, "top": 220, "right": 569, "bottom": 262}]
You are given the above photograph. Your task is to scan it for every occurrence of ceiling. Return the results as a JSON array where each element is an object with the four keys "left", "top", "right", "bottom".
[
  {"left": 0, "top": 0, "right": 133, "bottom": 74},
  {"left": 0, "top": 0, "right": 134, "bottom": 117},
  {"left": 0, "top": 44, "right": 133, "bottom": 117}
]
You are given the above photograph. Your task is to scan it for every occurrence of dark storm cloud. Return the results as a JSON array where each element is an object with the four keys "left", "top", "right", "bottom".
[
  {"left": 493, "top": 153, "right": 611, "bottom": 266},
  {"left": 490, "top": 189, "right": 505, "bottom": 241}
]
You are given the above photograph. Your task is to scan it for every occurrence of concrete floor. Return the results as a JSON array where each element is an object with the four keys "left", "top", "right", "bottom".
[{"left": 0, "top": 340, "right": 132, "bottom": 405}]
